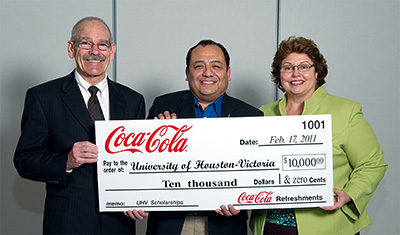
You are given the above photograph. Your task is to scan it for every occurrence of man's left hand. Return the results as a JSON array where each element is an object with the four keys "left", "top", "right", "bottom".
[
  {"left": 123, "top": 210, "right": 149, "bottom": 220},
  {"left": 215, "top": 204, "right": 240, "bottom": 217}
]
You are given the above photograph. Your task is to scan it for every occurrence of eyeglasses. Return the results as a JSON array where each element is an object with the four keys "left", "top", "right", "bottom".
[
  {"left": 281, "top": 63, "right": 315, "bottom": 73},
  {"left": 76, "top": 40, "right": 111, "bottom": 51}
]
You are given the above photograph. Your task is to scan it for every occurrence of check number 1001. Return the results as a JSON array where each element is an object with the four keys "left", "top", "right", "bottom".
[
  {"left": 282, "top": 154, "right": 326, "bottom": 171},
  {"left": 302, "top": 120, "right": 325, "bottom": 129}
]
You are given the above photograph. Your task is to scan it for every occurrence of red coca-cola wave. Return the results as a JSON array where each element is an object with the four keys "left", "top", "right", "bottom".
[
  {"left": 105, "top": 125, "right": 192, "bottom": 154},
  {"left": 238, "top": 191, "right": 273, "bottom": 204}
]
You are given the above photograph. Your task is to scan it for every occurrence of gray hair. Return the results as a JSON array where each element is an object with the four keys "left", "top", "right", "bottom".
[{"left": 70, "top": 16, "right": 113, "bottom": 43}]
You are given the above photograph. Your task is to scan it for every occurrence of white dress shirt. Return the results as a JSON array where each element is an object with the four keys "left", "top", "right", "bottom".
[{"left": 75, "top": 70, "right": 110, "bottom": 120}]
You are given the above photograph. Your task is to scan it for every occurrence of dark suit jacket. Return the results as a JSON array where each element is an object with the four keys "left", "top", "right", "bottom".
[
  {"left": 146, "top": 90, "right": 263, "bottom": 235},
  {"left": 14, "top": 70, "right": 145, "bottom": 234}
]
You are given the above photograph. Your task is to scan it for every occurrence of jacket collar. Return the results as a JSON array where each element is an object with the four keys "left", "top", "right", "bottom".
[
  {"left": 61, "top": 70, "right": 93, "bottom": 135},
  {"left": 60, "top": 70, "right": 127, "bottom": 134},
  {"left": 279, "top": 86, "right": 328, "bottom": 115},
  {"left": 108, "top": 80, "right": 126, "bottom": 120},
  {"left": 177, "top": 91, "right": 197, "bottom": 118},
  {"left": 178, "top": 91, "right": 236, "bottom": 118},
  {"left": 221, "top": 93, "right": 237, "bottom": 117}
]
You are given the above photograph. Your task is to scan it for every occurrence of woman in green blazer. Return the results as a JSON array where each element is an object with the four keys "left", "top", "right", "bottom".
[{"left": 250, "top": 36, "right": 388, "bottom": 235}]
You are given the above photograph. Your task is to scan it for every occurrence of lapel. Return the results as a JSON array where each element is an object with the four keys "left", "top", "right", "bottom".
[
  {"left": 221, "top": 93, "right": 237, "bottom": 117},
  {"left": 108, "top": 79, "right": 126, "bottom": 120},
  {"left": 60, "top": 71, "right": 92, "bottom": 135},
  {"left": 177, "top": 91, "right": 196, "bottom": 118}
]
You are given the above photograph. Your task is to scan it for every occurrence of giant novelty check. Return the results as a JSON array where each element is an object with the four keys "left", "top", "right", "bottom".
[{"left": 96, "top": 115, "right": 333, "bottom": 212}]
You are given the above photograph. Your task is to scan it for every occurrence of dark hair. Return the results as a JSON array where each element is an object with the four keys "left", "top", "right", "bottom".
[
  {"left": 70, "top": 16, "right": 113, "bottom": 43},
  {"left": 186, "top": 40, "right": 230, "bottom": 70},
  {"left": 272, "top": 36, "right": 328, "bottom": 91}
]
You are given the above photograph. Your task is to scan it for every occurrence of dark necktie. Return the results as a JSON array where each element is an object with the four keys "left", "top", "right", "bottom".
[{"left": 88, "top": 86, "right": 105, "bottom": 123}]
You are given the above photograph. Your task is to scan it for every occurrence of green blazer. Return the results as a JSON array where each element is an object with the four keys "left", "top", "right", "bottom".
[{"left": 250, "top": 87, "right": 388, "bottom": 235}]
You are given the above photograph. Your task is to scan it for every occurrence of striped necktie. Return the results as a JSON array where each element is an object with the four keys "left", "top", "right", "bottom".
[{"left": 88, "top": 86, "right": 105, "bottom": 123}]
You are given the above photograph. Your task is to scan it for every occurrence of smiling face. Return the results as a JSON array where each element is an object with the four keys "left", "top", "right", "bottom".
[
  {"left": 185, "top": 44, "right": 231, "bottom": 108},
  {"left": 67, "top": 20, "right": 115, "bottom": 85},
  {"left": 280, "top": 53, "right": 318, "bottom": 101}
]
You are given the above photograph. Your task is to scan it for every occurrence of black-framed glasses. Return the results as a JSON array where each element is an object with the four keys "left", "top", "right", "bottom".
[
  {"left": 281, "top": 63, "right": 315, "bottom": 73},
  {"left": 76, "top": 40, "right": 111, "bottom": 51}
]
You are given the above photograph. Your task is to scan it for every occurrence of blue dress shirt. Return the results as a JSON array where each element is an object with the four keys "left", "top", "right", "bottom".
[{"left": 194, "top": 95, "right": 223, "bottom": 118}]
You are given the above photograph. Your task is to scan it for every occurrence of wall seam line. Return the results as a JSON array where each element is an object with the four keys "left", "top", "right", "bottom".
[
  {"left": 274, "top": 0, "right": 281, "bottom": 101},
  {"left": 112, "top": 0, "right": 117, "bottom": 82}
]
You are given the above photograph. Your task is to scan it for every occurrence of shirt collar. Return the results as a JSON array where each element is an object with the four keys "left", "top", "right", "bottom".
[
  {"left": 193, "top": 94, "right": 224, "bottom": 118},
  {"left": 74, "top": 70, "right": 108, "bottom": 95}
]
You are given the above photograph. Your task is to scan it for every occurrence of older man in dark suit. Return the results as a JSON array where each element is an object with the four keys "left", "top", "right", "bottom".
[
  {"left": 14, "top": 16, "right": 144, "bottom": 234},
  {"left": 136, "top": 40, "right": 263, "bottom": 234}
]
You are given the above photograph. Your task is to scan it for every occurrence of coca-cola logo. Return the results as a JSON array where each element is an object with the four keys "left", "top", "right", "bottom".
[
  {"left": 238, "top": 191, "right": 273, "bottom": 204},
  {"left": 105, "top": 125, "right": 192, "bottom": 154}
]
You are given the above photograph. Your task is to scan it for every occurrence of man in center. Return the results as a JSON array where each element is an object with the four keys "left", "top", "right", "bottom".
[{"left": 145, "top": 40, "right": 263, "bottom": 234}]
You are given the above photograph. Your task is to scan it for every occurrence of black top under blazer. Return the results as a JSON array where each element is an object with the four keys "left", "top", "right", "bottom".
[
  {"left": 146, "top": 90, "right": 263, "bottom": 235},
  {"left": 14, "top": 70, "right": 145, "bottom": 234}
]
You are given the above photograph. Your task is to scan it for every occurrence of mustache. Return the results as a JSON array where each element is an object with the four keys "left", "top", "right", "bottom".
[{"left": 83, "top": 55, "right": 106, "bottom": 61}]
